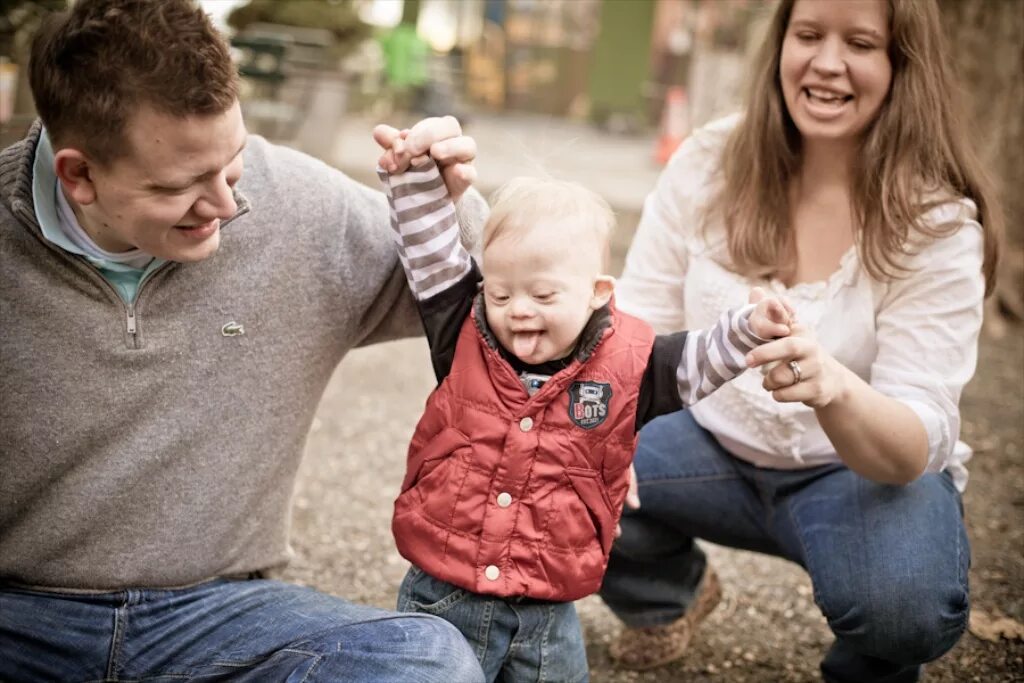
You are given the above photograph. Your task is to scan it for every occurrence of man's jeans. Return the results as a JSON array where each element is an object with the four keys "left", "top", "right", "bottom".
[
  {"left": 0, "top": 577, "right": 484, "bottom": 682},
  {"left": 398, "top": 565, "right": 589, "bottom": 683},
  {"left": 599, "top": 411, "right": 970, "bottom": 683}
]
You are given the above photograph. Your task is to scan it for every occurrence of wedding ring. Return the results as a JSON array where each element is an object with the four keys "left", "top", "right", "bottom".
[{"left": 789, "top": 360, "right": 802, "bottom": 385}]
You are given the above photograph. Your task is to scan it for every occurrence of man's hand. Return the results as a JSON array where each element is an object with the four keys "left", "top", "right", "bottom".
[{"left": 372, "top": 116, "right": 477, "bottom": 201}]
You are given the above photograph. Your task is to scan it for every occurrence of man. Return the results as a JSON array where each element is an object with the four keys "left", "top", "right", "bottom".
[{"left": 0, "top": 1, "right": 485, "bottom": 680}]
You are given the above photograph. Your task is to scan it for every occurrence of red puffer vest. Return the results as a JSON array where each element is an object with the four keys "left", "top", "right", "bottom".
[{"left": 392, "top": 301, "right": 655, "bottom": 601}]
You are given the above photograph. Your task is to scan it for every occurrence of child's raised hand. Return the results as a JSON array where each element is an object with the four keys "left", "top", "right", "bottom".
[
  {"left": 747, "top": 286, "right": 794, "bottom": 340},
  {"left": 373, "top": 117, "right": 477, "bottom": 200},
  {"left": 373, "top": 125, "right": 428, "bottom": 174}
]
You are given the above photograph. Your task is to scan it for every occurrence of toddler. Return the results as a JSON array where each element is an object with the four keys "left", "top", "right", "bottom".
[{"left": 376, "top": 139, "right": 791, "bottom": 682}]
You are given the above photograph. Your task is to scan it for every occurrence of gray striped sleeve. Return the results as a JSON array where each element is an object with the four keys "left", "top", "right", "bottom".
[
  {"left": 378, "top": 159, "right": 473, "bottom": 301},
  {"left": 676, "top": 304, "right": 768, "bottom": 406}
]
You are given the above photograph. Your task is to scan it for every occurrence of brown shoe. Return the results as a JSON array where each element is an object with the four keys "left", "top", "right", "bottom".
[{"left": 608, "top": 567, "right": 723, "bottom": 670}]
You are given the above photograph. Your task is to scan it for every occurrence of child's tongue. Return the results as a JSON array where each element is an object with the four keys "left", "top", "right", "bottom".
[{"left": 513, "top": 331, "right": 541, "bottom": 358}]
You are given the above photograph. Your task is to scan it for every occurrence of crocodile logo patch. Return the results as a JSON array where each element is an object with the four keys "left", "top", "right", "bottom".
[{"left": 221, "top": 321, "right": 245, "bottom": 337}]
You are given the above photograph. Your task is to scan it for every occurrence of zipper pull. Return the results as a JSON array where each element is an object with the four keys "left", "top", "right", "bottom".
[{"left": 126, "top": 307, "right": 137, "bottom": 335}]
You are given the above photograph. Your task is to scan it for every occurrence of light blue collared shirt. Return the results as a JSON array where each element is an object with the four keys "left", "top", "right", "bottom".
[{"left": 32, "top": 130, "right": 166, "bottom": 303}]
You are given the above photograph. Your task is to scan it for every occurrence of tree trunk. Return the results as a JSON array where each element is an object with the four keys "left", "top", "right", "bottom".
[{"left": 939, "top": 0, "right": 1024, "bottom": 324}]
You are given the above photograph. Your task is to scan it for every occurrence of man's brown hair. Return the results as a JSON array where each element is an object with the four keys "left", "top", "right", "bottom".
[{"left": 29, "top": 0, "right": 238, "bottom": 164}]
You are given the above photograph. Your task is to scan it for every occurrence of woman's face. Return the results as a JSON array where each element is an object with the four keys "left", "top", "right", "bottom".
[{"left": 780, "top": 0, "right": 892, "bottom": 146}]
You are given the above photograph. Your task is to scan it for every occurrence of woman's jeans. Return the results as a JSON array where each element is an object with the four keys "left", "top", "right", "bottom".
[
  {"left": 599, "top": 411, "right": 970, "bottom": 683},
  {"left": 399, "top": 565, "right": 589, "bottom": 683},
  {"left": 0, "top": 577, "right": 484, "bottom": 683}
]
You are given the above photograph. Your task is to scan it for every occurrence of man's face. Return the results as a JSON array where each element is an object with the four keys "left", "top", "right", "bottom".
[{"left": 77, "top": 101, "right": 247, "bottom": 262}]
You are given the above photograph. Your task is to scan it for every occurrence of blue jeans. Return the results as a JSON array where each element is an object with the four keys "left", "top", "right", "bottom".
[
  {"left": 599, "top": 411, "right": 970, "bottom": 683},
  {"left": 398, "top": 565, "right": 589, "bottom": 683},
  {"left": 0, "top": 577, "right": 483, "bottom": 682}
]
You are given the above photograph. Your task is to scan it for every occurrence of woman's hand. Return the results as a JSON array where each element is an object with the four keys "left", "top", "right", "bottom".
[
  {"left": 748, "top": 325, "right": 929, "bottom": 483},
  {"left": 745, "top": 324, "right": 848, "bottom": 409}
]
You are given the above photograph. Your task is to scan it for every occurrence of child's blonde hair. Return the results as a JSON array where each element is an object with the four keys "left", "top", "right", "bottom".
[{"left": 484, "top": 177, "right": 616, "bottom": 267}]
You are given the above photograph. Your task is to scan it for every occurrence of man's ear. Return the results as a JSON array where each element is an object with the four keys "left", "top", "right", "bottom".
[
  {"left": 54, "top": 148, "right": 98, "bottom": 206},
  {"left": 591, "top": 275, "right": 616, "bottom": 309}
]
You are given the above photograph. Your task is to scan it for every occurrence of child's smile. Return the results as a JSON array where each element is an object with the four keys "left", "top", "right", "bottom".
[{"left": 482, "top": 218, "right": 612, "bottom": 365}]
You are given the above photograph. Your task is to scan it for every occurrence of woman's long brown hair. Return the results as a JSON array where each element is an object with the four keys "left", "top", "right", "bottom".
[{"left": 708, "top": 0, "right": 1002, "bottom": 294}]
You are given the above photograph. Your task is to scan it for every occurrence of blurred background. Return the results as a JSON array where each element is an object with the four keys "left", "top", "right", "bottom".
[
  {"left": 2, "top": 0, "right": 1019, "bottom": 313},
  {"left": 1, "top": 1, "right": 1021, "bottom": 680}
]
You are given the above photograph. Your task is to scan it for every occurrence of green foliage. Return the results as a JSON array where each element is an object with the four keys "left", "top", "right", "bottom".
[
  {"left": 0, "top": 0, "right": 66, "bottom": 58},
  {"left": 227, "top": 0, "right": 369, "bottom": 50},
  {"left": 0, "top": 0, "right": 65, "bottom": 18}
]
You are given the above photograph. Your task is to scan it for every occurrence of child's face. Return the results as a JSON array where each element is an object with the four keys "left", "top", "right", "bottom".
[{"left": 482, "top": 220, "right": 612, "bottom": 365}]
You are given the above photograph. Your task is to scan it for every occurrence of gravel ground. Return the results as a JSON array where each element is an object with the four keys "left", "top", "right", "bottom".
[{"left": 282, "top": 218, "right": 1024, "bottom": 681}]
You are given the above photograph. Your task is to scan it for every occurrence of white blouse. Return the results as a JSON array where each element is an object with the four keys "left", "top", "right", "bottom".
[{"left": 617, "top": 114, "right": 986, "bottom": 491}]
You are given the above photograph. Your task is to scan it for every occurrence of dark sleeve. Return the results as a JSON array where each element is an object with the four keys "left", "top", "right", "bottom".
[
  {"left": 418, "top": 259, "right": 483, "bottom": 384},
  {"left": 635, "top": 331, "right": 688, "bottom": 431}
]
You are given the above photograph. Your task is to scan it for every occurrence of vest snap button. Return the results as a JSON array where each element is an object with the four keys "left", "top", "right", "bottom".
[
  {"left": 497, "top": 492, "right": 512, "bottom": 508},
  {"left": 485, "top": 565, "right": 500, "bottom": 581},
  {"left": 519, "top": 417, "right": 533, "bottom": 432}
]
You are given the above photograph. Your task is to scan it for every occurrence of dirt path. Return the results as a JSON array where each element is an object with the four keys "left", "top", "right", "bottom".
[{"left": 284, "top": 223, "right": 1023, "bottom": 680}]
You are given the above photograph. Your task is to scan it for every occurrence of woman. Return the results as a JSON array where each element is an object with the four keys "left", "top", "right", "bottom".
[{"left": 600, "top": 0, "right": 1002, "bottom": 681}]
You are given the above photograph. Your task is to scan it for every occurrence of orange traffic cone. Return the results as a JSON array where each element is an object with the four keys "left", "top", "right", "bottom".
[{"left": 655, "top": 86, "right": 690, "bottom": 165}]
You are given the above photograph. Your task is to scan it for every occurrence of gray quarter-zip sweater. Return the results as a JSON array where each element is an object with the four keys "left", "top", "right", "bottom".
[{"left": 0, "top": 123, "right": 484, "bottom": 590}]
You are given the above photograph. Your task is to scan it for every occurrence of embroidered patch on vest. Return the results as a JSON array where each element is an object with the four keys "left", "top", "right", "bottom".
[{"left": 568, "top": 381, "right": 612, "bottom": 429}]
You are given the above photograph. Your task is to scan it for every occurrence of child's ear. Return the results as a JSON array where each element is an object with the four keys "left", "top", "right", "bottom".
[
  {"left": 54, "top": 148, "right": 98, "bottom": 206},
  {"left": 590, "top": 275, "right": 616, "bottom": 309}
]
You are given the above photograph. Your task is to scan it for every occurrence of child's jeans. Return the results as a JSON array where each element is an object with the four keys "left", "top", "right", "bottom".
[{"left": 398, "top": 565, "right": 589, "bottom": 683}]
